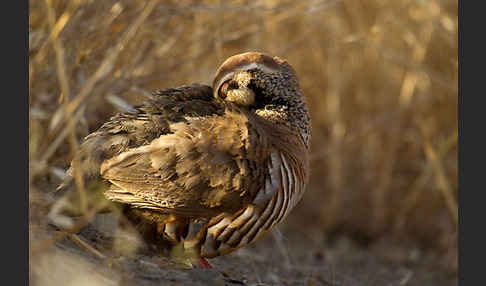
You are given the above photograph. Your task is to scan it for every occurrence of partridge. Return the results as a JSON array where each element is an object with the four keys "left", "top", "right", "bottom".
[{"left": 56, "top": 52, "right": 311, "bottom": 266}]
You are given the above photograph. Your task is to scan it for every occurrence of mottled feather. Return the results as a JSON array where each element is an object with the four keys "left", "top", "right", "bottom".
[{"left": 56, "top": 52, "right": 311, "bottom": 261}]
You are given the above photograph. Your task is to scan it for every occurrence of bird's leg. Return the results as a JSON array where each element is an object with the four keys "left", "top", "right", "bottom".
[{"left": 182, "top": 221, "right": 214, "bottom": 269}]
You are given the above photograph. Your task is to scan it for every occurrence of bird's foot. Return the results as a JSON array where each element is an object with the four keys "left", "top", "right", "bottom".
[{"left": 198, "top": 257, "right": 213, "bottom": 269}]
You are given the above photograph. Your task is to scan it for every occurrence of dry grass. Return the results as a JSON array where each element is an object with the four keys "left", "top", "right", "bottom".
[{"left": 29, "top": 0, "right": 458, "bottom": 282}]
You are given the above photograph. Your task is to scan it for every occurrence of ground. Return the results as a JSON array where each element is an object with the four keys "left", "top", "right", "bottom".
[{"left": 30, "top": 184, "right": 457, "bottom": 286}]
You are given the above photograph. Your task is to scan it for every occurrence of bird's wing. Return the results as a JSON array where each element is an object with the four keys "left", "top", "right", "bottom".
[
  {"left": 99, "top": 107, "right": 277, "bottom": 218},
  {"left": 61, "top": 83, "right": 306, "bottom": 219},
  {"left": 58, "top": 84, "right": 219, "bottom": 192}
]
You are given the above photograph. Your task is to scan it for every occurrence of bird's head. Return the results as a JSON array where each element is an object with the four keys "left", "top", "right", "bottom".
[
  {"left": 212, "top": 51, "right": 311, "bottom": 146},
  {"left": 213, "top": 52, "right": 301, "bottom": 108}
]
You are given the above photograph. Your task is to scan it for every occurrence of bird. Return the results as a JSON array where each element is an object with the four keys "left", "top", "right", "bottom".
[{"left": 53, "top": 51, "right": 311, "bottom": 268}]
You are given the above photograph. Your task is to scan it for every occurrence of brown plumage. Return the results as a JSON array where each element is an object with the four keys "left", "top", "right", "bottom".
[{"left": 57, "top": 52, "right": 311, "bottom": 262}]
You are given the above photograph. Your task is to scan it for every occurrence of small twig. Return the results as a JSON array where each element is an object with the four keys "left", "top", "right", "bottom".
[
  {"left": 31, "top": 197, "right": 109, "bottom": 255},
  {"left": 43, "top": 0, "right": 71, "bottom": 103},
  {"left": 31, "top": 209, "right": 95, "bottom": 255},
  {"left": 394, "top": 129, "right": 457, "bottom": 231},
  {"left": 33, "top": 0, "right": 84, "bottom": 66},
  {"left": 399, "top": 269, "right": 413, "bottom": 285},
  {"left": 419, "top": 123, "right": 458, "bottom": 225},
  {"left": 106, "top": 94, "right": 135, "bottom": 113},
  {"left": 35, "top": 107, "right": 85, "bottom": 175},
  {"left": 63, "top": 0, "right": 161, "bottom": 120},
  {"left": 69, "top": 233, "right": 107, "bottom": 259},
  {"left": 37, "top": 0, "right": 161, "bottom": 171}
]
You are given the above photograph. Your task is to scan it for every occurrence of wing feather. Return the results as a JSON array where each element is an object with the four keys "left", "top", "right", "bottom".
[
  {"left": 100, "top": 109, "right": 270, "bottom": 217},
  {"left": 60, "top": 83, "right": 304, "bottom": 220}
]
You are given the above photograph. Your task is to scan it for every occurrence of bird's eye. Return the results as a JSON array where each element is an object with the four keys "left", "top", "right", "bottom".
[
  {"left": 218, "top": 80, "right": 238, "bottom": 100},
  {"left": 218, "top": 80, "right": 230, "bottom": 99}
]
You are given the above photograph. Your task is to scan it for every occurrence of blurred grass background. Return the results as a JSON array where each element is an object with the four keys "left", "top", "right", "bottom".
[{"left": 29, "top": 0, "right": 458, "bottom": 277}]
